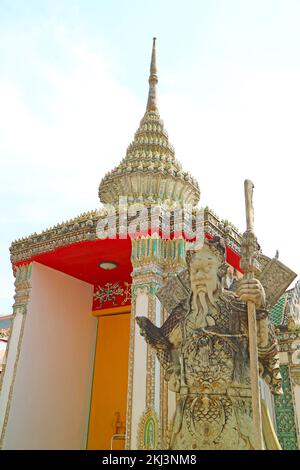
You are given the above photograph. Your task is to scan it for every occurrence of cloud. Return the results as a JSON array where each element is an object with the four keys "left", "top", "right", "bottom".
[
  {"left": 0, "top": 22, "right": 143, "bottom": 210},
  {"left": 160, "top": 66, "right": 300, "bottom": 275},
  {"left": 0, "top": 21, "right": 142, "bottom": 312},
  {"left": 1, "top": 13, "right": 300, "bottom": 314}
]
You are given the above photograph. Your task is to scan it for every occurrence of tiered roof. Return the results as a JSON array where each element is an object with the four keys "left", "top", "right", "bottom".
[{"left": 99, "top": 38, "right": 200, "bottom": 207}]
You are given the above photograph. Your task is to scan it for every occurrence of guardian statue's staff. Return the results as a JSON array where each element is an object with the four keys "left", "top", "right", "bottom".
[{"left": 240, "top": 180, "right": 263, "bottom": 449}]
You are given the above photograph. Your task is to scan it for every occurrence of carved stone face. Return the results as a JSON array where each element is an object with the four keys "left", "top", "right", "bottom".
[{"left": 189, "top": 247, "right": 219, "bottom": 296}]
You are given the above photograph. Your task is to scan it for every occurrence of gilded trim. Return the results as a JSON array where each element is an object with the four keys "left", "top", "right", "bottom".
[{"left": 137, "top": 408, "right": 160, "bottom": 450}]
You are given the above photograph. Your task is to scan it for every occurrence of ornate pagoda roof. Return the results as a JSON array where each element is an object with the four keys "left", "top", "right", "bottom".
[
  {"left": 9, "top": 207, "right": 242, "bottom": 263},
  {"left": 98, "top": 38, "right": 200, "bottom": 207}
]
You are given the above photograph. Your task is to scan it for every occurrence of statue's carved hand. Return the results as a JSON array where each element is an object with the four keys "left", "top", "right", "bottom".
[
  {"left": 237, "top": 278, "right": 266, "bottom": 309},
  {"left": 136, "top": 316, "right": 171, "bottom": 350}
]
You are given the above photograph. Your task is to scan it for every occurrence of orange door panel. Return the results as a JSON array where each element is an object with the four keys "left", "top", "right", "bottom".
[{"left": 87, "top": 310, "right": 130, "bottom": 449}]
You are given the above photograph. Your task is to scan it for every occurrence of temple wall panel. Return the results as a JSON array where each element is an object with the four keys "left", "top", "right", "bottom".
[{"left": 2, "top": 262, "right": 96, "bottom": 450}]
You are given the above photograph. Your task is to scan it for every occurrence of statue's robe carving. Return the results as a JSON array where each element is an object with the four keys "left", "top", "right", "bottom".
[{"left": 137, "top": 279, "right": 282, "bottom": 450}]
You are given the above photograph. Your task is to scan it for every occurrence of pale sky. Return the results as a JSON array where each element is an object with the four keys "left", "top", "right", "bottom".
[{"left": 1, "top": 0, "right": 300, "bottom": 314}]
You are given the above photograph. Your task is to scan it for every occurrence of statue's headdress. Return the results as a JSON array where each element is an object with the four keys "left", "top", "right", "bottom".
[{"left": 186, "top": 236, "right": 228, "bottom": 279}]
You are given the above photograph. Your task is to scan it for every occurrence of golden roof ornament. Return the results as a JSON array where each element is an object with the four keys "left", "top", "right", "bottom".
[{"left": 99, "top": 38, "right": 200, "bottom": 207}]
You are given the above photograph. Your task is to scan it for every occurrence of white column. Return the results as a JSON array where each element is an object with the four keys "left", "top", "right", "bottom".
[
  {"left": 129, "top": 290, "right": 148, "bottom": 449},
  {"left": 0, "top": 264, "right": 32, "bottom": 448}
]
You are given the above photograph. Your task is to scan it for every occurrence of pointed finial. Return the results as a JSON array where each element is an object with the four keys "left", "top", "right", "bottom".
[{"left": 146, "top": 37, "right": 158, "bottom": 112}]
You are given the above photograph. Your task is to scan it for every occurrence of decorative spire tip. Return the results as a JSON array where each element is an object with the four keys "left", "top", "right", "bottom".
[{"left": 146, "top": 37, "right": 158, "bottom": 112}]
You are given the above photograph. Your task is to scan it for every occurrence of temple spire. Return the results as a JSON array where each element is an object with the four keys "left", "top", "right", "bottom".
[
  {"left": 146, "top": 37, "right": 158, "bottom": 112},
  {"left": 99, "top": 38, "right": 200, "bottom": 207}
]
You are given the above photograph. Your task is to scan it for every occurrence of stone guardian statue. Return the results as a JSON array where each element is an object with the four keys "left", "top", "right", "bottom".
[{"left": 136, "top": 236, "right": 282, "bottom": 450}]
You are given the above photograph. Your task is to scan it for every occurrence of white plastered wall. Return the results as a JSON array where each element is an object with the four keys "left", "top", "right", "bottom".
[{"left": 2, "top": 262, "right": 97, "bottom": 450}]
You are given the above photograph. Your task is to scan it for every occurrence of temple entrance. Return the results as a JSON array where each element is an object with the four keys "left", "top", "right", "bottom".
[{"left": 87, "top": 306, "right": 131, "bottom": 449}]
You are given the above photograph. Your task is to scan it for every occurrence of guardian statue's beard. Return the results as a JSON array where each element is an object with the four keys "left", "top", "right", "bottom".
[{"left": 191, "top": 282, "right": 218, "bottom": 327}]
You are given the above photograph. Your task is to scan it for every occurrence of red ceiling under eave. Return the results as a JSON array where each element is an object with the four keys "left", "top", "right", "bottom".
[
  {"left": 13, "top": 233, "right": 242, "bottom": 287},
  {"left": 14, "top": 239, "right": 133, "bottom": 286}
]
